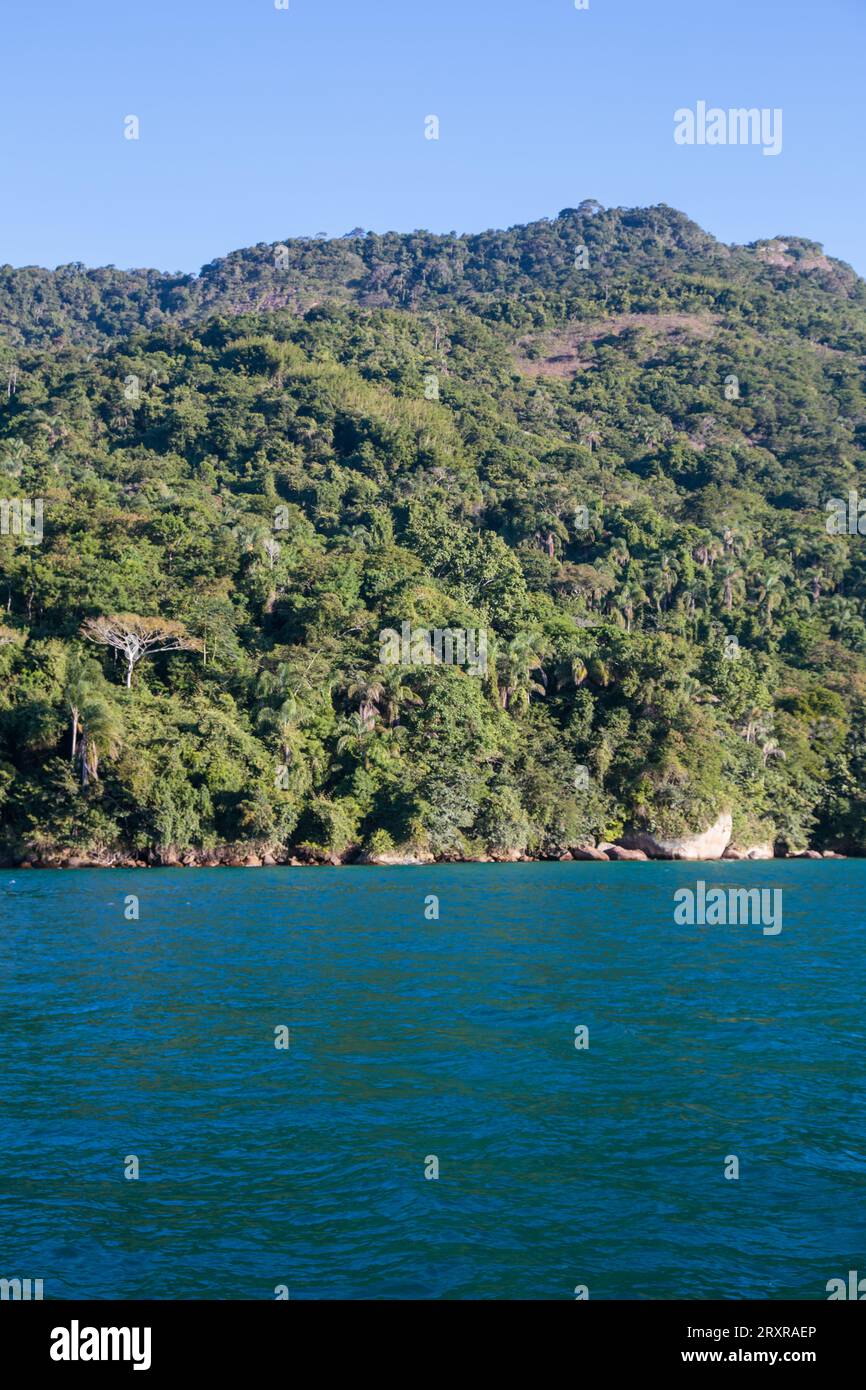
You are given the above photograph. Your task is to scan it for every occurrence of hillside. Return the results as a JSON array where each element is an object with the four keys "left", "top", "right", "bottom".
[{"left": 2, "top": 202, "right": 866, "bottom": 865}]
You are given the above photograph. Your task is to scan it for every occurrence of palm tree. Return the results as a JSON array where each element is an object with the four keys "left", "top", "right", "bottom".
[
  {"left": 256, "top": 664, "right": 302, "bottom": 761},
  {"left": 647, "top": 557, "right": 679, "bottom": 613},
  {"left": 78, "top": 697, "right": 122, "bottom": 787},
  {"left": 336, "top": 712, "right": 373, "bottom": 769},
  {"left": 258, "top": 691, "right": 300, "bottom": 763},
  {"left": 825, "top": 596, "right": 861, "bottom": 643},
  {"left": 576, "top": 414, "right": 602, "bottom": 452},
  {"left": 693, "top": 537, "right": 723, "bottom": 568},
  {"left": 587, "top": 656, "right": 611, "bottom": 688},
  {"left": 345, "top": 674, "right": 385, "bottom": 728},
  {"left": 803, "top": 566, "right": 826, "bottom": 604},
  {"left": 615, "top": 578, "right": 647, "bottom": 633},
  {"left": 754, "top": 563, "right": 787, "bottom": 631},
  {"left": 761, "top": 739, "right": 787, "bottom": 767},
  {"left": 640, "top": 422, "right": 668, "bottom": 451},
  {"left": 609, "top": 542, "right": 630, "bottom": 569},
  {"left": 63, "top": 652, "right": 106, "bottom": 764},
  {"left": 717, "top": 559, "right": 745, "bottom": 615},
  {"left": 379, "top": 669, "right": 421, "bottom": 727},
  {"left": 740, "top": 706, "right": 771, "bottom": 745},
  {"left": 555, "top": 654, "right": 589, "bottom": 692},
  {"left": 498, "top": 631, "right": 547, "bottom": 713}
]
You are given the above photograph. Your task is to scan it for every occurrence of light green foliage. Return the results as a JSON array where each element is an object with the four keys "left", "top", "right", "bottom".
[{"left": 2, "top": 205, "right": 866, "bottom": 859}]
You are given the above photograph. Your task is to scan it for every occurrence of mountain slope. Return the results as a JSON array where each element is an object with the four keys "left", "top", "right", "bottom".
[{"left": 2, "top": 204, "right": 866, "bottom": 864}]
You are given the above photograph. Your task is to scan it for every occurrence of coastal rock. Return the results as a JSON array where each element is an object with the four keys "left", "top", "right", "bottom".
[
  {"left": 605, "top": 844, "right": 649, "bottom": 862},
  {"left": 261, "top": 852, "right": 278, "bottom": 866},
  {"left": 794, "top": 849, "right": 823, "bottom": 859},
  {"left": 618, "top": 812, "right": 732, "bottom": 861},
  {"left": 357, "top": 848, "right": 435, "bottom": 866},
  {"left": 571, "top": 845, "right": 610, "bottom": 861},
  {"left": 723, "top": 841, "right": 774, "bottom": 861}
]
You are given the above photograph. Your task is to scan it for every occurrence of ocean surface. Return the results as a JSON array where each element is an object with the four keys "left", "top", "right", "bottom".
[{"left": 0, "top": 862, "right": 863, "bottom": 1300}]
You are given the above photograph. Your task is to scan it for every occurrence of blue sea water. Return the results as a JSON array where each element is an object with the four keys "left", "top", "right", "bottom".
[{"left": 0, "top": 861, "right": 863, "bottom": 1300}]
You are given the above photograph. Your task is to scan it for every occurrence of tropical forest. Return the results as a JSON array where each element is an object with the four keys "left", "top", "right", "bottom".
[{"left": 2, "top": 201, "right": 866, "bottom": 865}]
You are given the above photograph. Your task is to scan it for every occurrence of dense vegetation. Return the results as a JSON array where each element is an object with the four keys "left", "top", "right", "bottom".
[{"left": 2, "top": 201, "right": 866, "bottom": 864}]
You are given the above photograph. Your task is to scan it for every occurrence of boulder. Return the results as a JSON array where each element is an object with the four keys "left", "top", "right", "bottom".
[
  {"left": 723, "top": 841, "right": 774, "bottom": 861},
  {"left": 571, "top": 845, "right": 610, "bottom": 861},
  {"left": 605, "top": 844, "right": 649, "bottom": 862},
  {"left": 618, "top": 812, "right": 732, "bottom": 861}
]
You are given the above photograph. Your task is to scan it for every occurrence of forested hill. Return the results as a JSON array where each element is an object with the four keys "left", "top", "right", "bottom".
[
  {"left": 2, "top": 203, "right": 863, "bottom": 352},
  {"left": 2, "top": 202, "right": 866, "bottom": 866}
]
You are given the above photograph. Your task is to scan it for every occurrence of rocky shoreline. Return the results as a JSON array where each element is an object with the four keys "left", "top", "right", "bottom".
[
  {"left": 5, "top": 844, "right": 850, "bottom": 870},
  {"left": 5, "top": 811, "right": 851, "bottom": 869}
]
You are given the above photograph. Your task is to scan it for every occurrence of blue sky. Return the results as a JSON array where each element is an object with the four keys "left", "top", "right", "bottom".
[{"left": 2, "top": 0, "right": 863, "bottom": 274}]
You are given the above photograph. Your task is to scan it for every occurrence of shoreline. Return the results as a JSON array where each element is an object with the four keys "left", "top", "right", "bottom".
[{"left": 4, "top": 849, "right": 852, "bottom": 870}]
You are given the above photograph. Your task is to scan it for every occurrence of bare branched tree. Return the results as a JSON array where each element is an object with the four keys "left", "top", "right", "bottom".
[{"left": 81, "top": 614, "right": 202, "bottom": 688}]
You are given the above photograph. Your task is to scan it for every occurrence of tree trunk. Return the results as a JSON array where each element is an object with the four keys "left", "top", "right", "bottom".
[{"left": 70, "top": 708, "right": 78, "bottom": 761}]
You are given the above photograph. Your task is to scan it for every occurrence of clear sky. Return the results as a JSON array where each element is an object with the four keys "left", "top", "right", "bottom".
[{"left": 2, "top": 0, "right": 863, "bottom": 275}]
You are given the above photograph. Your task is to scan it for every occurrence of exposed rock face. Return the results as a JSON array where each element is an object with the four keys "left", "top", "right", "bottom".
[
  {"left": 571, "top": 845, "right": 610, "bottom": 861},
  {"left": 603, "top": 843, "right": 649, "bottom": 862},
  {"left": 723, "top": 842, "right": 774, "bottom": 861},
  {"left": 618, "top": 812, "right": 733, "bottom": 861}
]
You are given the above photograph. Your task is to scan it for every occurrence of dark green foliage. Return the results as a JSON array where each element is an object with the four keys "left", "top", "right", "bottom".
[{"left": 2, "top": 205, "right": 866, "bottom": 860}]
